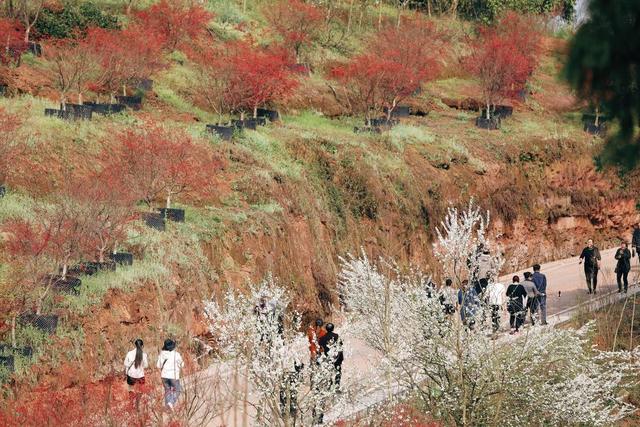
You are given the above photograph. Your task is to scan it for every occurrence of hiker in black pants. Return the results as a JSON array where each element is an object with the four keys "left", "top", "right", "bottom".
[
  {"left": 506, "top": 276, "right": 526, "bottom": 334},
  {"left": 318, "top": 323, "right": 344, "bottom": 389},
  {"left": 615, "top": 242, "right": 632, "bottom": 293},
  {"left": 579, "top": 239, "right": 601, "bottom": 294},
  {"left": 632, "top": 223, "right": 640, "bottom": 262}
]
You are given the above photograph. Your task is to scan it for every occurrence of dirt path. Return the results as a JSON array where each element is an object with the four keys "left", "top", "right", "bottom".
[{"left": 200, "top": 247, "right": 640, "bottom": 426}]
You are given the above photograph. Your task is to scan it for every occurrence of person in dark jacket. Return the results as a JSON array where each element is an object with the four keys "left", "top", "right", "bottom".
[
  {"left": 506, "top": 275, "right": 527, "bottom": 333},
  {"left": 579, "top": 239, "right": 602, "bottom": 294},
  {"left": 318, "top": 323, "right": 344, "bottom": 388},
  {"left": 531, "top": 264, "right": 548, "bottom": 325},
  {"left": 615, "top": 242, "right": 632, "bottom": 293},
  {"left": 632, "top": 224, "right": 640, "bottom": 262}
]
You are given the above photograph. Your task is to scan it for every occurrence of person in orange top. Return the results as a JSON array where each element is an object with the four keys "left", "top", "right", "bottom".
[{"left": 307, "top": 318, "right": 326, "bottom": 360}]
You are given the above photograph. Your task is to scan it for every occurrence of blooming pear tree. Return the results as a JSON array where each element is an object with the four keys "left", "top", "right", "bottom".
[
  {"left": 204, "top": 277, "right": 342, "bottom": 427},
  {"left": 432, "top": 199, "right": 503, "bottom": 287}
]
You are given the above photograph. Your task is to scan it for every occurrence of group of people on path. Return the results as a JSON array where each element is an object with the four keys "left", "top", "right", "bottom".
[
  {"left": 437, "top": 263, "right": 548, "bottom": 335},
  {"left": 579, "top": 237, "right": 638, "bottom": 294},
  {"left": 123, "top": 338, "right": 185, "bottom": 411}
]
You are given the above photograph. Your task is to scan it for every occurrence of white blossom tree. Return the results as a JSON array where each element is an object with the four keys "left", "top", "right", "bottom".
[{"left": 204, "top": 276, "right": 343, "bottom": 427}]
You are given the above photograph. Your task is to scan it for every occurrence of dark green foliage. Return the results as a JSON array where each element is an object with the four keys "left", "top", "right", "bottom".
[
  {"left": 456, "top": 0, "right": 574, "bottom": 23},
  {"left": 564, "top": 0, "right": 640, "bottom": 170},
  {"left": 35, "top": 1, "right": 119, "bottom": 39}
]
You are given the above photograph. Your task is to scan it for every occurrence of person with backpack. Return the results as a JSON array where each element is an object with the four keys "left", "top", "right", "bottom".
[
  {"left": 157, "top": 339, "right": 184, "bottom": 410},
  {"left": 579, "top": 239, "right": 602, "bottom": 294},
  {"left": 531, "top": 264, "right": 548, "bottom": 325},
  {"left": 615, "top": 242, "right": 632, "bottom": 293},
  {"left": 124, "top": 339, "right": 148, "bottom": 390},
  {"left": 438, "top": 278, "right": 457, "bottom": 315},
  {"left": 485, "top": 280, "right": 505, "bottom": 332},
  {"left": 506, "top": 276, "right": 526, "bottom": 334}
]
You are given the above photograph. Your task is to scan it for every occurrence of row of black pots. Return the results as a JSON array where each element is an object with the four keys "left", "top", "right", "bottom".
[
  {"left": 47, "top": 275, "right": 82, "bottom": 295},
  {"left": 207, "top": 110, "right": 279, "bottom": 141},
  {"left": 0, "top": 343, "right": 33, "bottom": 358},
  {"left": 67, "top": 261, "right": 116, "bottom": 277},
  {"left": 384, "top": 106, "right": 411, "bottom": 118},
  {"left": 19, "top": 314, "right": 58, "bottom": 334},
  {"left": 144, "top": 208, "right": 186, "bottom": 231},
  {"left": 110, "top": 252, "right": 133, "bottom": 266},
  {"left": 45, "top": 107, "right": 92, "bottom": 121},
  {"left": 475, "top": 116, "right": 501, "bottom": 130},
  {"left": 83, "top": 102, "right": 126, "bottom": 115}
]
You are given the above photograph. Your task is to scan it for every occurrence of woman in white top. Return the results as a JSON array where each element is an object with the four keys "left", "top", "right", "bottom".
[
  {"left": 157, "top": 339, "right": 184, "bottom": 410},
  {"left": 485, "top": 282, "right": 506, "bottom": 332},
  {"left": 124, "top": 339, "right": 148, "bottom": 388}
]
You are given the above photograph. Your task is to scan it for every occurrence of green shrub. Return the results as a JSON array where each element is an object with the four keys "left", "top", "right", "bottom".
[
  {"left": 458, "top": 0, "right": 575, "bottom": 23},
  {"left": 35, "top": 1, "right": 119, "bottom": 39}
]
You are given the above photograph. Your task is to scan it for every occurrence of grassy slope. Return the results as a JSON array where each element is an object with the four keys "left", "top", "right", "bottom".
[{"left": 1, "top": 1, "right": 638, "bottom": 390}]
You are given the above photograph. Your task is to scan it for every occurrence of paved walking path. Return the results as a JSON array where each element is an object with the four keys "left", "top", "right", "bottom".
[{"left": 201, "top": 247, "right": 640, "bottom": 426}]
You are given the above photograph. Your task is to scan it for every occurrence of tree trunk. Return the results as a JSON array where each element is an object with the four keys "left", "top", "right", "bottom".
[
  {"left": 427, "top": 0, "right": 432, "bottom": 17},
  {"left": 449, "top": 0, "right": 459, "bottom": 17},
  {"left": 11, "top": 316, "right": 16, "bottom": 347},
  {"left": 486, "top": 102, "right": 490, "bottom": 120},
  {"left": 378, "top": 1, "right": 383, "bottom": 30},
  {"left": 122, "top": 84, "right": 127, "bottom": 97},
  {"left": 242, "top": 0, "right": 247, "bottom": 14},
  {"left": 166, "top": 192, "right": 171, "bottom": 209},
  {"left": 240, "top": 111, "right": 245, "bottom": 121},
  {"left": 253, "top": 106, "right": 258, "bottom": 119},
  {"left": 24, "top": 26, "right": 30, "bottom": 44},
  {"left": 61, "top": 263, "right": 68, "bottom": 280},
  {"left": 594, "top": 105, "right": 600, "bottom": 127},
  {"left": 78, "top": 92, "right": 83, "bottom": 105}
]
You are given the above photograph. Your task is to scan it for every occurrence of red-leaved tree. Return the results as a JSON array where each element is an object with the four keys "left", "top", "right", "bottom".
[
  {"left": 465, "top": 27, "right": 529, "bottom": 119},
  {"left": 45, "top": 37, "right": 96, "bottom": 106},
  {"left": 263, "top": 0, "right": 323, "bottom": 62},
  {"left": 0, "top": 107, "right": 23, "bottom": 189},
  {"left": 135, "top": 0, "right": 213, "bottom": 52},
  {"left": 86, "top": 26, "right": 165, "bottom": 99},
  {"left": 329, "top": 17, "right": 443, "bottom": 121},
  {"left": 221, "top": 41, "right": 298, "bottom": 119},
  {"left": 0, "top": 18, "right": 27, "bottom": 65},
  {"left": 104, "top": 123, "right": 222, "bottom": 210}
]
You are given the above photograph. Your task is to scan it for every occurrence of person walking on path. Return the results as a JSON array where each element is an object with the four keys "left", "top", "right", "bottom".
[
  {"left": 307, "top": 318, "right": 326, "bottom": 362},
  {"left": 438, "top": 278, "right": 457, "bottom": 315},
  {"left": 632, "top": 224, "right": 640, "bottom": 263},
  {"left": 485, "top": 280, "right": 505, "bottom": 332},
  {"left": 531, "top": 264, "right": 548, "bottom": 325},
  {"left": 124, "top": 338, "right": 148, "bottom": 389},
  {"left": 157, "top": 339, "right": 184, "bottom": 411},
  {"left": 318, "top": 323, "right": 344, "bottom": 389},
  {"left": 579, "top": 239, "right": 602, "bottom": 294},
  {"left": 506, "top": 276, "right": 526, "bottom": 334},
  {"left": 521, "top": 272, "right": 541, "bottom": 326},
  {"left": 615, "top": 242, "right": 632, "bottom": 293}
]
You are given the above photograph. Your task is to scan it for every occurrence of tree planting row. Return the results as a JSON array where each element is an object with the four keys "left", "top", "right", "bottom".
[{"left": 207, "top": 109, "right": 279, "bottom": 141}]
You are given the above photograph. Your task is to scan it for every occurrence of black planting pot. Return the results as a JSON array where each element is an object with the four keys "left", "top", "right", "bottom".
[
  {"left": 584, "top": 122, "right": 607, "bottom": 136},
  {"left": 411, "top": 108, "right": 429, "bottom": 117},
  {"left": 135, "top": 78, "right": 154, "bottom": 92},
  {"left": 63, "top": 103, "right": 93, "bottom": 116},
  {"left": 28, "top": 42, "right": 42, "bottom": 57},
  {"left": 116, "top": 96, "right": 143, "bottom": 110},
  {"left": 232, "top": 119, "right": 256, "bottom": 130},
  {"left": 45, "top": 108, "right": 92, "bottom": 121},
  {"left": 84, "top": 102, "right": 126, "bottom": 115},
  {"left": 158, "top": 207, "right": 185, "bottom": 223},
  {"left": 206, "top": 124, "right": 234, "bottom": 141},
  {"left": 581, "top": 113, "right": 609, "bottom": 124},
  {"left": 0, "top": 355, "right": 14, "bottom": 372},
  {"left": 73, "top": 261, "right": 116, "bottom": 276},
  {"left": 475, "top": 116, "right": 501, "bottom": 130},
  {"left": 384, "top": 106, "right": 411, "bottom": 118},
  {"left": 256, "top": 108, "right": 280, "bottom": 122},
  {"left": 50, "top": 275, "right": 82, "bottom": 294},
  {"left": 0, "top": 185, "right": 5, "bottom": 198},
  {"left": 109, "top": 252, "right": 133, "bottom": 266},
  {"left": 1, "top": 344, "right": 33, "bottom": 358},
  {"left": 144, "top": 213, "right": 166, "bottom": 231},
  {"left": 19, "top": 314, "right": 59, "bottom": 334},
  {"left": 367, "top": 117, "right": 399, "bottom": 127},
  {"left": 0, "top": 85, "right": 7, "bottom": 96},
  {"left": 482, "top": 105, "right": 513, "bottom": 119}
]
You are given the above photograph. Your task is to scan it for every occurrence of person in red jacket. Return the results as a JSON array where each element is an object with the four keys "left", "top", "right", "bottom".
[{"left": 307, "top": 318, "right": 326, "bottom": 361}]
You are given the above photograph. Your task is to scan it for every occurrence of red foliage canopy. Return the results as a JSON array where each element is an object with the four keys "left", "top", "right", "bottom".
[
  {"left": 200, "top": 41, "right": 298, "bottom": 118},
  {"left": 135, "top": 0, "right": 213, "bottom": 52},
  {"left": 0, "top": 107, "right": 23, "bottom": 186},
  {"left": 85, "top": 26, "right": 165, "bottom": 97},
  {"left": 465, "top": 27, "right": 530, "bottom": 116},
  {"left": 263, "top": 0, "right": 323, "bottom": 61},
  {"left": 330, "top": 17, "right": 443, "bottom": 120},
  {"left": 104, "top": 122, "right": 223, "bottom": 209},
  {"left": 0, "top": 18, "right": 26, "bottom": 64}
]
